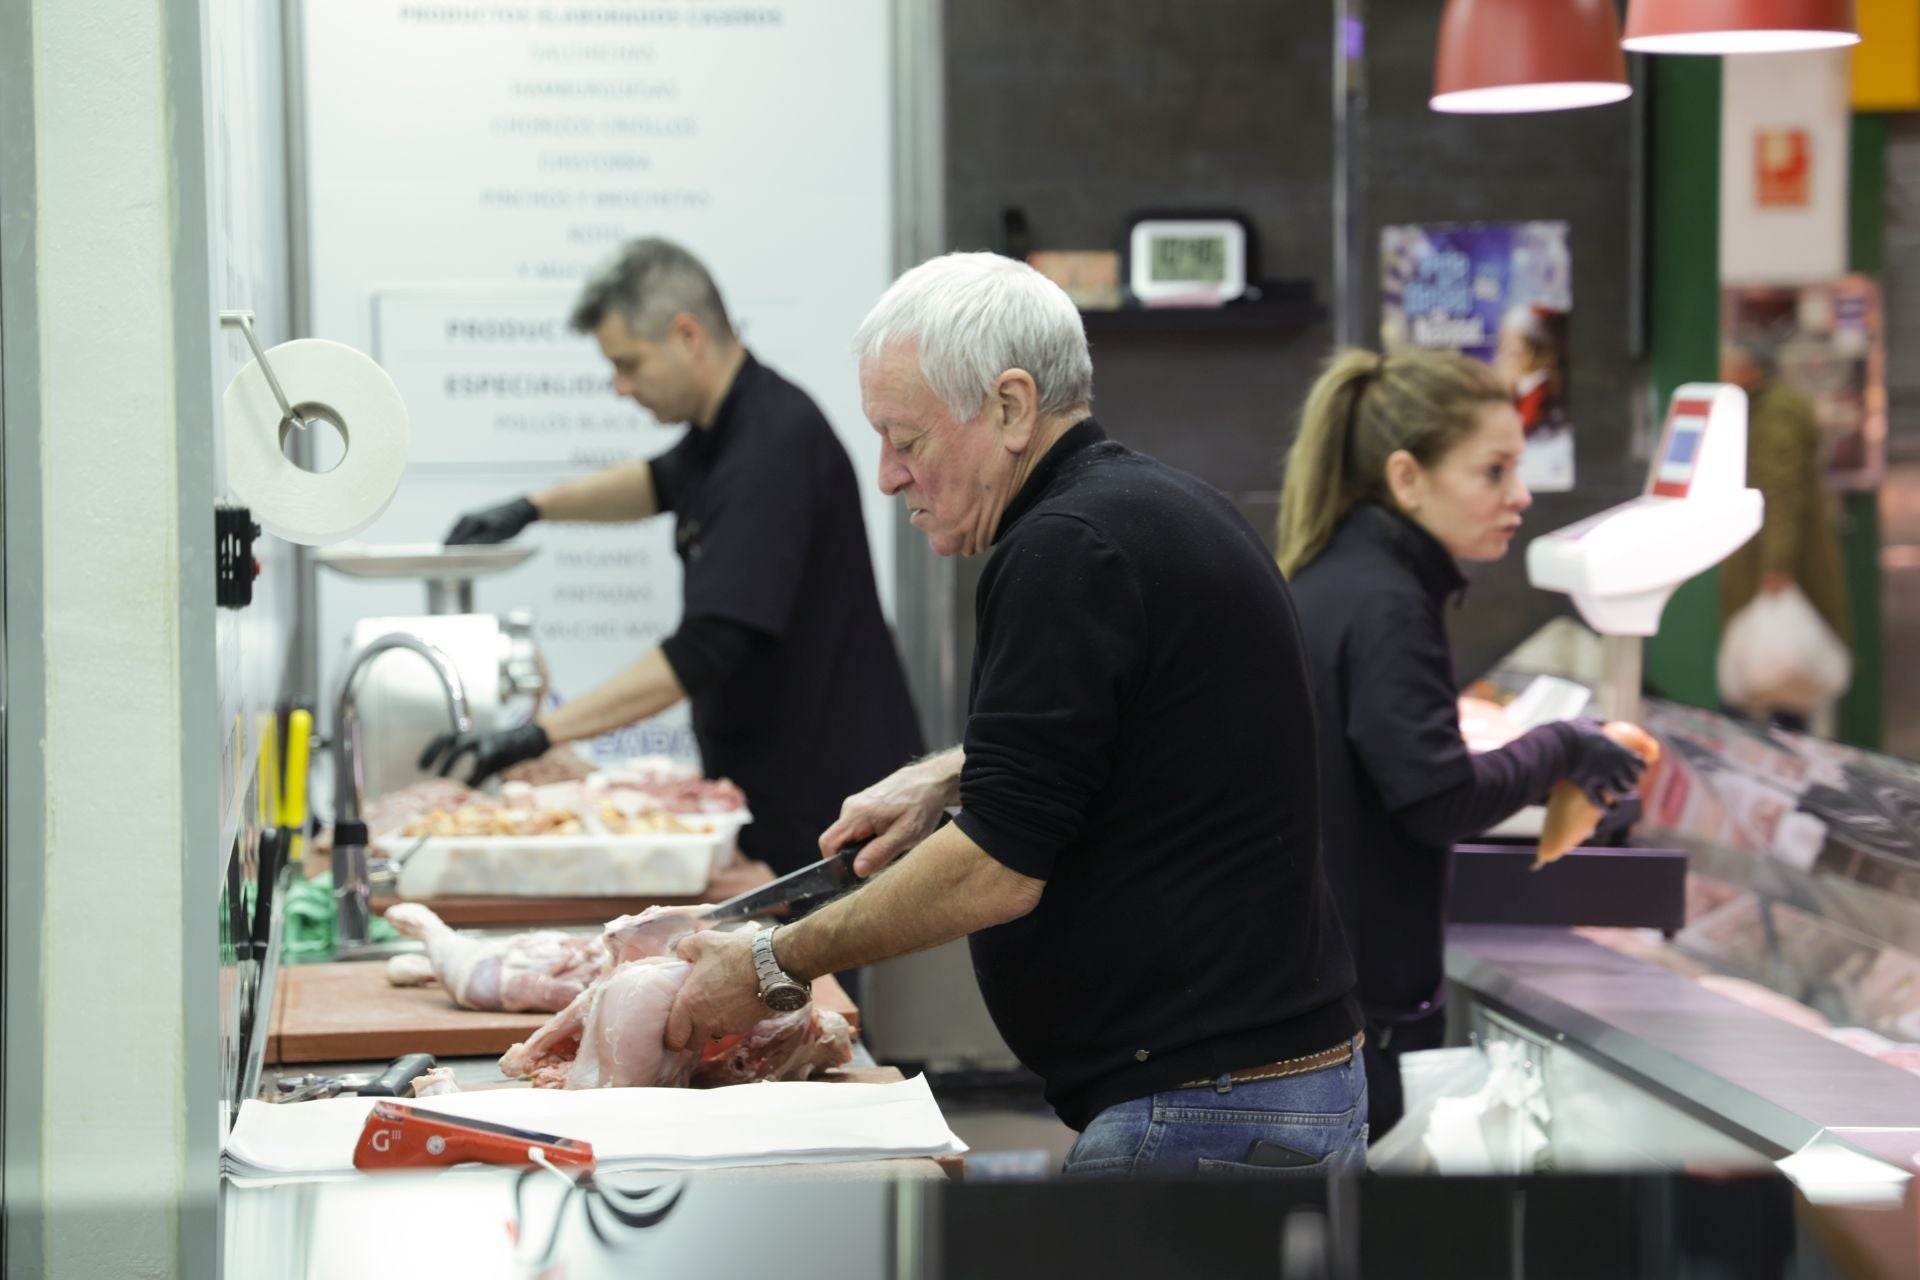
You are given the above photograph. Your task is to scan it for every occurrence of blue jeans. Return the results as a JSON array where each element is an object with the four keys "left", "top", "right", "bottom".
[{"left": 1062, "top": 1035, "right": 1369, "bottom": 1178}]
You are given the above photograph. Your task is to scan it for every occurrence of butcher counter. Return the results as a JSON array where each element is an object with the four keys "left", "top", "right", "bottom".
[{"left": 1442, "top": 924, "right": 1920, "bottom": 1179}]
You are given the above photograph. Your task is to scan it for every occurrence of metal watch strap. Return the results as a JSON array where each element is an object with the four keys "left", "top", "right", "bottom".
[{"left": 752, "top": 927, "right": 798, "bottom": 989}]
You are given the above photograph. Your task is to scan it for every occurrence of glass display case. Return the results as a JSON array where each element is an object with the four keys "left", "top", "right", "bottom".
[{"left": 1615, "top": 700, "right": 1920, "bottom": 1068}]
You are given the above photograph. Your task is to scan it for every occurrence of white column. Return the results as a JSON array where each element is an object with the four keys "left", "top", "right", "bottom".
[{"left": 25, "top": 0, "right": 222, "bottom": 1273}]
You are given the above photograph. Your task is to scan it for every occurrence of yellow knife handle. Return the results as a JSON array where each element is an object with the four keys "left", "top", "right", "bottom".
[
  {"left": 282, "top": 709, "right": 313, "bottom": 856},
  {"left": 257, "top": 713, "right": 280, "bottom": 831}
]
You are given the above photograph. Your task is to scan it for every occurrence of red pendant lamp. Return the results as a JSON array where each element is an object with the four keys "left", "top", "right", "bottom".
[
  {"left": 1622, "top": 0, "right": 1859, "bottom": 53},
  {"left": 1432, "top": 0, "right": 1632, "bottom": 114}
]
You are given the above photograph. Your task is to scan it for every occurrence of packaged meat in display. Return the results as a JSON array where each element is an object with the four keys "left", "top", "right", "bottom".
[
  {"left": 1534, "top": 721, "right": 1661, "bottom": 868},
  {"left": 1675, "top": 891, "right": 1773, "bottom": 975},
  {"left": 384, "top": 903, "right": 607, "bottom": 1013}
]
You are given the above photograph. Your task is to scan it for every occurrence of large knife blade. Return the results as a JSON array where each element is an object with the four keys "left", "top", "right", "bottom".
[{"left": 698, "top": 840, "right": 872, "bottom": 925}]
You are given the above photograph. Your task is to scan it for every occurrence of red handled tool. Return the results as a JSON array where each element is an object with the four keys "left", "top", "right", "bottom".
[{"left": 351, "top": 1101, "right": 595, "bottom": 1173}]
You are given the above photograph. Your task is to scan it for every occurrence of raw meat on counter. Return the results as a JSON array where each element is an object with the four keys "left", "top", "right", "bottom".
[
  {"left": 497, "top": 905, "right": 853, "bottom": 1089},
  {"left": 595, "top": 793, "right": 700, "bottom": 836},
  {"left": 604, "top": 903, "right": 712, "bottom": 961},
  {"left": 384, "top": 953, "right": 437, "bottom": 987},
  {"left": 410, "top": 1066, "right": 462, "bottom": 1098},
  {"left": 358, "top": 778, "right": 586, "bottom": 840},
  {"left": 398, "top": 800, "right": 583, "bottom": 838},
  {"left": 593, "top": 756, "right": 748, "bottom": 814},
  {"left": 384, "top": 903, "right": 607, "bottom": 1013},
  {"left": 363, "top": 778, "right": 483, "bottom": 838}
]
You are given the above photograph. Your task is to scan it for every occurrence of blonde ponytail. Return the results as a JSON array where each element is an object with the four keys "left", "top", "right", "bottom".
[
  {"left": 1275, "top": 351, "right": 1379, "bottom": 578},
  {"left": 1275, "top": 347, "right": 1507, "bottom": 577}
]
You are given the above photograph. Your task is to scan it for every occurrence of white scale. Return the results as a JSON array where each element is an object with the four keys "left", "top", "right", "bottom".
[{"left": 1526, "top": 382, "right": 1764, "bottom": 723}]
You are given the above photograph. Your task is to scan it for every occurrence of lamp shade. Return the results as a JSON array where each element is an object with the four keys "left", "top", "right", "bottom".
[
  {"left": 1623, "top": 0, "right": 1860, "bottom": 53},
  {"left": 1432, "top": 0, "right": 1632, "bottom": 114}
]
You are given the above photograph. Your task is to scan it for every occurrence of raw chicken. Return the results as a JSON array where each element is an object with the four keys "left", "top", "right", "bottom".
[
  {"left": 499, "top": 909, "right": 855, "bottom": 1090},
  {"left": 693, "top": 1006, "right": 854, "bottom": 1088},
  {"left": 363, "top": 778, "right": 482, "bottom": 838},
  {"left": 384, "top": 903, "right": 606, "bottom": 1013},
  {"left": 603, "top": 904, "right": 713, "bottom": 963},
  {"left": 498, "top": 956, "right": 700, "bottom": 1089},
  {"left": 411, "top": 1066, "right": 462, "bottom": 1098},
  {"left": 385, "top": 953, "right": 438, "bottom": 987},
  {"left": 592, "top": 759, "right": 749, "bottom": 813}
]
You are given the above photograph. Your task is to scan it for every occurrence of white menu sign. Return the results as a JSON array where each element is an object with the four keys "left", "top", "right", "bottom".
[{"left": 302, "top": 1, "right": 895, "bottom": 765}]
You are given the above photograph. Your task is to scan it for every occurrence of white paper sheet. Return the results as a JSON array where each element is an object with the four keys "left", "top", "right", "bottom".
[{"left": 225, "top": 1076, "right": 966, "bottom": 1180}]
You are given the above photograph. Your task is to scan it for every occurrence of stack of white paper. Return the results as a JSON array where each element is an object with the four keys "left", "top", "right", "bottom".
[{"left": 225, "top": 1076, "right": 967, "bottom": 1182}]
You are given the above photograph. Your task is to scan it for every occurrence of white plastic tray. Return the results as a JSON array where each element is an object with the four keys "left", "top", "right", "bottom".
[{"left": 392, "top": 828, "right": 724, "bottom": 899}]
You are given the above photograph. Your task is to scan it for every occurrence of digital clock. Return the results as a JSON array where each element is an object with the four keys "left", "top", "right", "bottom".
[{"left": 1125, "top": 214, "right": 1252, "bottom": 306}]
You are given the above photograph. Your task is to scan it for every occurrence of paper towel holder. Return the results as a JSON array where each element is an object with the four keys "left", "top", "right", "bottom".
[{"left": 219, "top": 310, "right": 311, "bottom": 436}]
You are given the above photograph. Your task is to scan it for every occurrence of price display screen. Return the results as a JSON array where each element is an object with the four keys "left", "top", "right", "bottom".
[{"left": 1150, "top": 235, "right": 1228, "bottom": 284}]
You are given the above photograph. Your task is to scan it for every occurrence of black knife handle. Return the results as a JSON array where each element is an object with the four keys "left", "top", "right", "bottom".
[
  {"left": 227, "top": 837, "right": 253, "bottom": 963},
  {"left": 358, "top": 1052, "right": 437, "bottom": 1098},
  {"left": 251, "top": 828, "right": 283, "bottom": 955}
]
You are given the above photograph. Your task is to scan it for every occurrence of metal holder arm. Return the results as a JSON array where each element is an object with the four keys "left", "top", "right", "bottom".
[{"left": 219, "top": 309, "right": 310, "bottom": 434}]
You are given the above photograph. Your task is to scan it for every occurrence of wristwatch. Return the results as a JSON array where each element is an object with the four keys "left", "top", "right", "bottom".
[{"left": 751, "top": 927, "right": 810, "bottom": 1013}]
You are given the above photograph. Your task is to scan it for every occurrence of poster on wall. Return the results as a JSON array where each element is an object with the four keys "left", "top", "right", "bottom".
[
  {"left": 1721, "top": 276, "right": 1886, "bottom": 490},
  {"left": 1380, "top": 221, "right": 1574, "bottom": 493},
  {"left": 1720, "top": 49, "right": 1850, "bottom": 284},
  {"left": 301, "top": 2, "right": 894, "bottom": 768}
]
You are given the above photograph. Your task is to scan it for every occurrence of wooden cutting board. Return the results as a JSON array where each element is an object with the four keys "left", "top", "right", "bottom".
[{"left": 267, "top": 960, "right": 860, "bottom": 1065}]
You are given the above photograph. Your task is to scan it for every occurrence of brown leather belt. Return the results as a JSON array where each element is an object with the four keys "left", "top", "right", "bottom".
[{"left": 1176, "top": 1032, "right": 1364, "bottom": 1090}]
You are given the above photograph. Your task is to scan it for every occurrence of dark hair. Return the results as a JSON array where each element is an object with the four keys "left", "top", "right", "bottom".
[
  {"left": 569, "top": 238, "right": 735, "bottom": 342},
  {"left": 1275, "top": 347, "right": 1509, "bottom": 577}
]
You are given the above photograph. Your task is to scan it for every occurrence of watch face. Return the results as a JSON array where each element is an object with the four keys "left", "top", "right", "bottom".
[{"left": 763, "top": 982, "right": 809, "bottom": 1014}]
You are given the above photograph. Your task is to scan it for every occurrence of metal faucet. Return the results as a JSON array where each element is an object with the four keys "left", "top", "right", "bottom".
[{"left": 331, "top": 633, "right": 472, "bottom": 955}]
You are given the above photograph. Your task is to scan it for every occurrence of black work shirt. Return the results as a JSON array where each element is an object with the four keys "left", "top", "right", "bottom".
[
  {"left": 1287, "top": 503, "right": 1477, "bottom": 1024},
  {"left": 650, "top": 353, "right": 924, "bottom": 874},
  {"left": 955, "top": 420, "right": 1360, "bottom": 1131}
]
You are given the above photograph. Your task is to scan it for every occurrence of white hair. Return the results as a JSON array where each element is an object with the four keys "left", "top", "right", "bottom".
[{"left": 852, "top": 252, "right": 1093, "bottom": 421}]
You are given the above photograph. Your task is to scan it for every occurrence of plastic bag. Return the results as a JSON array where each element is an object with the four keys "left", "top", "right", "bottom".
[
  {"left": 1718, "top": 584, "right": 1851, "bottom": 715},
  {"left": 1367, "top": 1041, "right": 1550, "bottom": 1174}
]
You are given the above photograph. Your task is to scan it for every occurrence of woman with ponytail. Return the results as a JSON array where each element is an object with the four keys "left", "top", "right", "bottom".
[{"left": 1278, "top": 348, "right": 1649, "bottom": 1140}]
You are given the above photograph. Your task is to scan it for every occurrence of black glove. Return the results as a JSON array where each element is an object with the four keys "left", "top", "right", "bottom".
[
  {"left": 445, "top": 497, "right": 539, "bottom": 546},
  {"left": 418, "top": 721, "right": 551, "bottom": 786},
  {"left": 1564, "top": 719, "right": 1649, "bottom": 807}
]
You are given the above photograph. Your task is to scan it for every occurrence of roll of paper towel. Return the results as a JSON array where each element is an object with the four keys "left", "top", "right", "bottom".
[{"left": 223, "top": 338, "right": 409, "bottom": 545}]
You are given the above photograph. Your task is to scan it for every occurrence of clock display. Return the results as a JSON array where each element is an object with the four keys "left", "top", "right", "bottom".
[{"left": 1150, "top": 235, "right": 1228, "bottom": 284}]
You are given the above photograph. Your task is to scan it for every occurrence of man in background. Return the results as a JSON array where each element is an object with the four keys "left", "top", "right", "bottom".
[
  {"left": 1719, "top": 332, "right": 1852, "bottom": 732},
  {"left": 428, "top": 238, "right": 924, "bottom": 874}
]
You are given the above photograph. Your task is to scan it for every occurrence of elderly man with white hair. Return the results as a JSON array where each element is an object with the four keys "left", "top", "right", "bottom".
[{"left": 668, "top": 252, "right": 1367, "bottom": 1176}]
